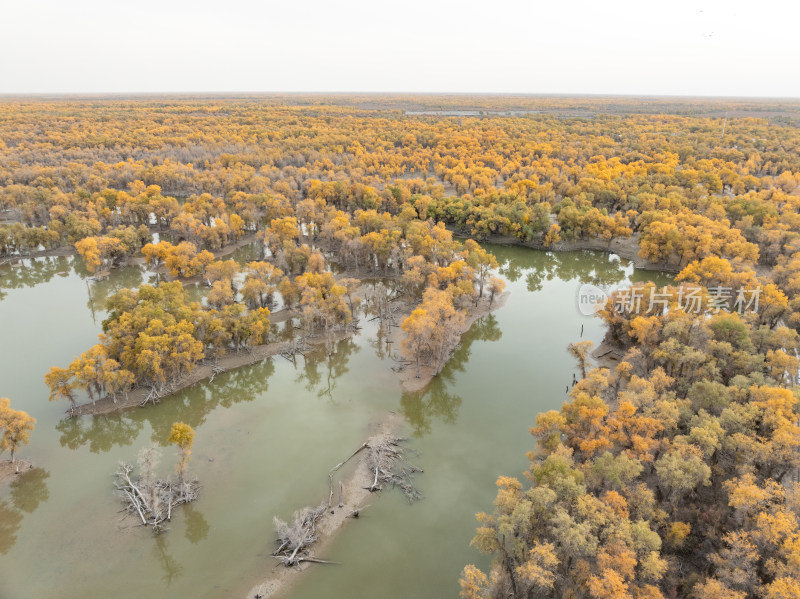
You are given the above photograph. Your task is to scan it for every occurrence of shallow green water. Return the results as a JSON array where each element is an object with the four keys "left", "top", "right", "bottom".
[{"left": 0, "top": 246, "right": 670, "bottom": 599}]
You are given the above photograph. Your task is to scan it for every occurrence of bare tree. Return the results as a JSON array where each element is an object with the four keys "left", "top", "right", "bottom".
[
  {"left": 365, "top": 436, "right": 423, "bottom": 502},
  {"left": 272, "top": 503, "right": 332, "bottom": 566},
  {"left": 114, "top": 446, "right": 200, "bottom": 534}
]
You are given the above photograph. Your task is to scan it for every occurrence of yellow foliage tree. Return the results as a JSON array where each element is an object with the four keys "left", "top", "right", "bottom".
[
  {"left": 0, "top": 398, "right": 35, "bottom": 464},
  {"left": 168, "top": 422, "right": 195, "bottom": 484}
]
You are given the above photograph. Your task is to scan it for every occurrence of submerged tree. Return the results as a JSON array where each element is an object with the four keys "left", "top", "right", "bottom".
[
  {"left": 401, "top": 308, "right": 434, "bottom": 378},
  {"left": 44, "top": 367, "right": 76, "bottom": 410}
]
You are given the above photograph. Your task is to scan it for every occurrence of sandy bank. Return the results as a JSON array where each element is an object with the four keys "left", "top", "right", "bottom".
[
  {"left": 591, "top": 340, "right": 626, "bottom": 370},
  {"left": 0, "top": 459, "right": 34, "bottom": 488},
  {"left": 246, "top": 412, "right": 400, "bottom": 599}
]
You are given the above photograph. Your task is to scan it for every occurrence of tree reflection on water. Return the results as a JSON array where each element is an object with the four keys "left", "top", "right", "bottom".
[
  {"left": 295, "top": 335, "right": 359, "bottom": 402},
  {"left": 56, "top": 360, "right": 277, "bottom": 452},
  {"left": 0, "top": 498, "right": 23, "bottom": 555},
  {"left": 183, "top": 503, "right": 210, "bottom": 545},
  {"left": 400, "top": 314, "right": 502, "bottom": 436},
  {"left": 0, "top": 467, "right": 51, "bottom": 555},
  {"left": 154, "top": 535, "right": 183, "bottom": 585}
]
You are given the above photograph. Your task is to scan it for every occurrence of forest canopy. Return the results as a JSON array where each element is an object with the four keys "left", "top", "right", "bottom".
[{"left": 1, "top": 95, "right": 800, "bottom": 598}]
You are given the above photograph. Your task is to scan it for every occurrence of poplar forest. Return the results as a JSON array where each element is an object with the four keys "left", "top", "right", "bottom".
[{"left": 1, "top": 95, "right": 800, "bottom": 599}]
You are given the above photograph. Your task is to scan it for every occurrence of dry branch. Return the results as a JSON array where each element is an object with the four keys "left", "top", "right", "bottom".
[
  {"left": 272, "top": 503, "right": 327, "bottom": 566},
  {"left": 270, "top": 433, "right": 422, "bottom": 571},
  {"left": 114, "top": 446, "right": 199, "bottom": 533},
  {"left": 280, "top": 337, "right": 311, "bottom": 361},
  {"left": 364, "top": 436, "right": 423, "bottom": 502},
  {"left": 327, "top": 441, "right": 368, "bottom": 507},
  {"left": 347, "top": 504, "right": 370, "bottom": 518}
]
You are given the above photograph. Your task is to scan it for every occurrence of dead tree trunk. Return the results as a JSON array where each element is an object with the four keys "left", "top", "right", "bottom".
[
  {"left": 364, "top": 436, "right": 423, "bottom": 502},
  {"left": 272, "top": 503, "right": 327, "bottom": 566},
  {"left": 114, "top": 447, "right": 200, "bottom": 533}
]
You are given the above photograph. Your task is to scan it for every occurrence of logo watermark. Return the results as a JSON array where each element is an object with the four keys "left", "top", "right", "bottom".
[
  {"left": 577, "top": 283, "right": 610, "bottom": 316},
  {"left": 577, "top": 284, "right": 762, "bottom": 317}
]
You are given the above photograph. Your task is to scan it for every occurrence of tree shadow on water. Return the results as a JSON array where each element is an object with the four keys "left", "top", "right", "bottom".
[
  {"left": 154, "top": 535, "right": 183, "bottom": 585},
  {"left": 183, "top": 503, "right": 210, "bottom": 545},
  {"left": 295, "top": 335, "right": 359, "bottom": 402},
  {"left": 86, "top": 264, "right": 146, "bottom": 314},
  {"left": 0, "top": 499, "right": 23, "bottom": 555},
  {"left": 0, "top": 467, "right": 51, "bottom": 555},
  {"left": 57, "top": 412, "right": 145, "bottom": 453},
  {"left": 0, "top": 255, "right": 73, "bottom": 302},
  {"left": 9, "top": 467, "right": 50, "bottom": 513},
  {"left": 490, "top": 245, "right": 628, "bottom": 292}
]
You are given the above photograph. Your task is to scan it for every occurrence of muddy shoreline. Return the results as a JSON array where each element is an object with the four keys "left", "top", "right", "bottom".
[
  {"left": 70, "top": 339, "right": 294, "bottom": 417},
  {"left": 591, "top": 339, "right": 626, "bottom": 370},
  {"left": 0, "top": 459, "right": 34, "bottom": 488}
]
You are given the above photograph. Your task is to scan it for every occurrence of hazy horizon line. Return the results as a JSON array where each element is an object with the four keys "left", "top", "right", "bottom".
[{"left": 1, "top": 91, "right": 800, "bottom": 101}]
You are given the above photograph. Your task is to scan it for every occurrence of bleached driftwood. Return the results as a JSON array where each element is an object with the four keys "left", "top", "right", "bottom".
[
  {"left": 272, "top": 503, "right": 328, "bottom": 566},
  {"left": 114, "top": 446, "right": 199, "bottom": 533},
  {"left": 364, "top": 436, "right": 423, "bottom": 502}
]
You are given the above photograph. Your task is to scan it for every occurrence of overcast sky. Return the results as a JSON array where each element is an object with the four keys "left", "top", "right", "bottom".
[{"left": 1, "top": 0, "right": 798, "bottom": 97}]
